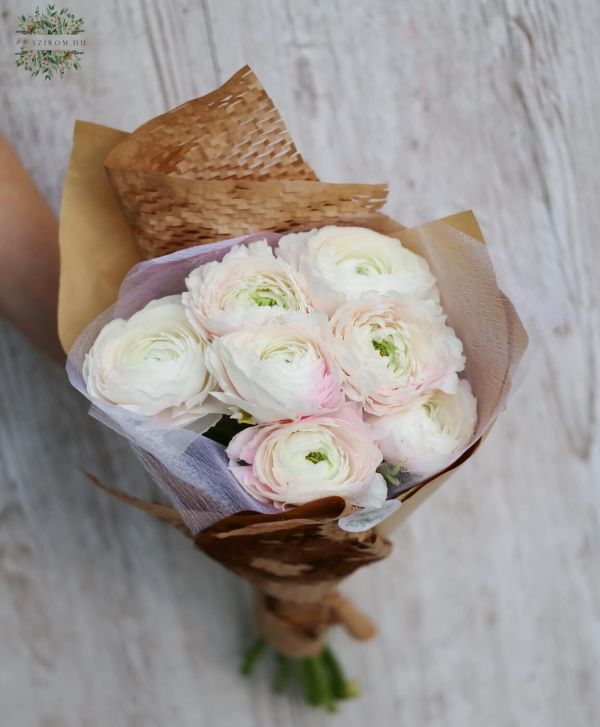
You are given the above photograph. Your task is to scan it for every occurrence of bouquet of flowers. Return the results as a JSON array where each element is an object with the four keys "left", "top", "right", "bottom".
[{"left": 59, "top": 67, "right": 527, "bottom": 711}]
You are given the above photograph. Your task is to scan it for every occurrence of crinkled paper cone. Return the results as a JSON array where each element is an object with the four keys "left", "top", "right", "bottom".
[
  {"left": 106, "top": 66, "right": 318, "bottom": 182},
  {"left": 60, "top": 66, "right": 528, "bottom": 656},
  {"left": 104, "top": 66, "right": 387, "bottom": 258}
]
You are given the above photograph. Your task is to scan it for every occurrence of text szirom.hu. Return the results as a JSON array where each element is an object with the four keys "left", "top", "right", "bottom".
[{"left": 16, "top": 34, "right": 86, "bottom": 50}]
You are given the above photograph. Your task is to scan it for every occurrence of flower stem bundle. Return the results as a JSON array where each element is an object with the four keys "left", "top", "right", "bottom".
[{"left": 240, "top": 639, "right": 357, "bottom": 712}]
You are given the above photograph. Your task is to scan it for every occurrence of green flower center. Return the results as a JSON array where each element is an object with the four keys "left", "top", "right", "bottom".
[
  {"left": 372, "top": 337, "right": 395, "bottom": 358},
  {"left": 371, "top": 332, "right": 411, "bottom": 375},
  {"left": 249, "top": 288, "right": 281, "bottom": 307},
  {"left": 353, "top": 258, "right": 388, "bottom": 276},
  {"left": 305, "top": 450, "right": 329, "bottom": 464}
]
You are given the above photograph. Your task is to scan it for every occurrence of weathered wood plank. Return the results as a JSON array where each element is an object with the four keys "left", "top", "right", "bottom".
[{"left": 0, "top": 0, "right": 598, "bottom": 725}]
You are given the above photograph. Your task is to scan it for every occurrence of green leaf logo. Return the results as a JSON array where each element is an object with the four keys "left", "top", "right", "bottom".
[{"left": 15, "top": 5, "right": 85, "bottom": 79}]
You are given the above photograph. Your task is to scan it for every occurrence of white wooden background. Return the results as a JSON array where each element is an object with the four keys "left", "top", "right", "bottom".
[{"left": 1, "top": 1, "right": 599, "bottom": 725}]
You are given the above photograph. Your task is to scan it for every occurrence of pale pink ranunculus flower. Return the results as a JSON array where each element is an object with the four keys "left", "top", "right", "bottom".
[
  {"left": 205, "top": 313, "right": 344, "bottom": 424},
  {"left": 331, "top": 294, "right": 465, "bottom": 416},
  {"left": 277, "top": 225, "right": 440, "bottom": 316},
  {"left": 183, "top": 239, "right": 312, "bottom": 339},
  {"left": 83, "top": 295, "right": 222, "bottom": 429},
  {"left": 370, "top": 379, "right": 478, "bottom": 477},
  {"left": 226, "top": 404, "right": 387, "bottom": 509}
]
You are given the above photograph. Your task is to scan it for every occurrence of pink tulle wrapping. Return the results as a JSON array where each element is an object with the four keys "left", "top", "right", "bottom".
[{"left": 67, "top": 232, "right": 282, "bottom": 533}]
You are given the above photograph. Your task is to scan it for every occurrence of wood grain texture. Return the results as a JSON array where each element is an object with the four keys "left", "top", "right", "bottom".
[{"left": 0, "top": 1, "right": 598, "bottom": 725}]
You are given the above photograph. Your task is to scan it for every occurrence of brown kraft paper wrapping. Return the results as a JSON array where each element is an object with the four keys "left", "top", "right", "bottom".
[{"left": 60, "top": 66, "right": 528, "bottom": 656}]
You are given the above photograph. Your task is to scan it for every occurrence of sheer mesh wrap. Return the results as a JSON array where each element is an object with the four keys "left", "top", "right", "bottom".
[{"left": 66, "top": 217, "right": 528, "bottom": 534}]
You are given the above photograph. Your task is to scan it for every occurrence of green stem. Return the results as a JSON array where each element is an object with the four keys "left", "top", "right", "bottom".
[
  {"left": 322, "top": 646, "right": 347, "bottom": 699},
  {"left": 309, "top": 654, "right": 337, "bottom": 713},
  {"left": 322, "top": 646, "right": 359, "bottom": 699},
  {"left": 273, "top": 653, "right": 289, "bottom": 694},
  {"left": 240, "top": 638, "right": 266, "bottom": 676},
  {"left": 296, "top": 658, "right": 321, "bottom": 706},
  {"left": 242, "top": 638, "right": 358, "bottom": 709}
]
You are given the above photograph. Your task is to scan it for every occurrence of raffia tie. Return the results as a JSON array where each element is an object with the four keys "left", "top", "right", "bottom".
[{"left": 255, "top": 589, "right": 377, "bottom": 658}]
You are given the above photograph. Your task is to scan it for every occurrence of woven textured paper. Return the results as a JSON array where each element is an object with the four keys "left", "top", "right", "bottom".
[{"left": 104, "top": 66, "right": 388, "bottom": 258}]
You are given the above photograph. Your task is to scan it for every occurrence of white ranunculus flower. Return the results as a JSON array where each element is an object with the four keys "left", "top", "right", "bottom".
[
  {"left": 370, "top": 380, "right": 478, "bottom": 477},
  {"left": 83, "top": 295, "right": 222, "bottom": 429},
  {"left": 182, "top": 239, "right": 312, "bottom": 338},
  {"left": 226, "top": 404, "right": 387, "bottom": 509},
  {"left": 205, "top": 314, "right": 344, "bottom": 424},
  {"left": 276, "top": 225, "right": 440, "bottom": 315},
  {"left": 331, "top": 295, "right": 465, "bottom": 415}
]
